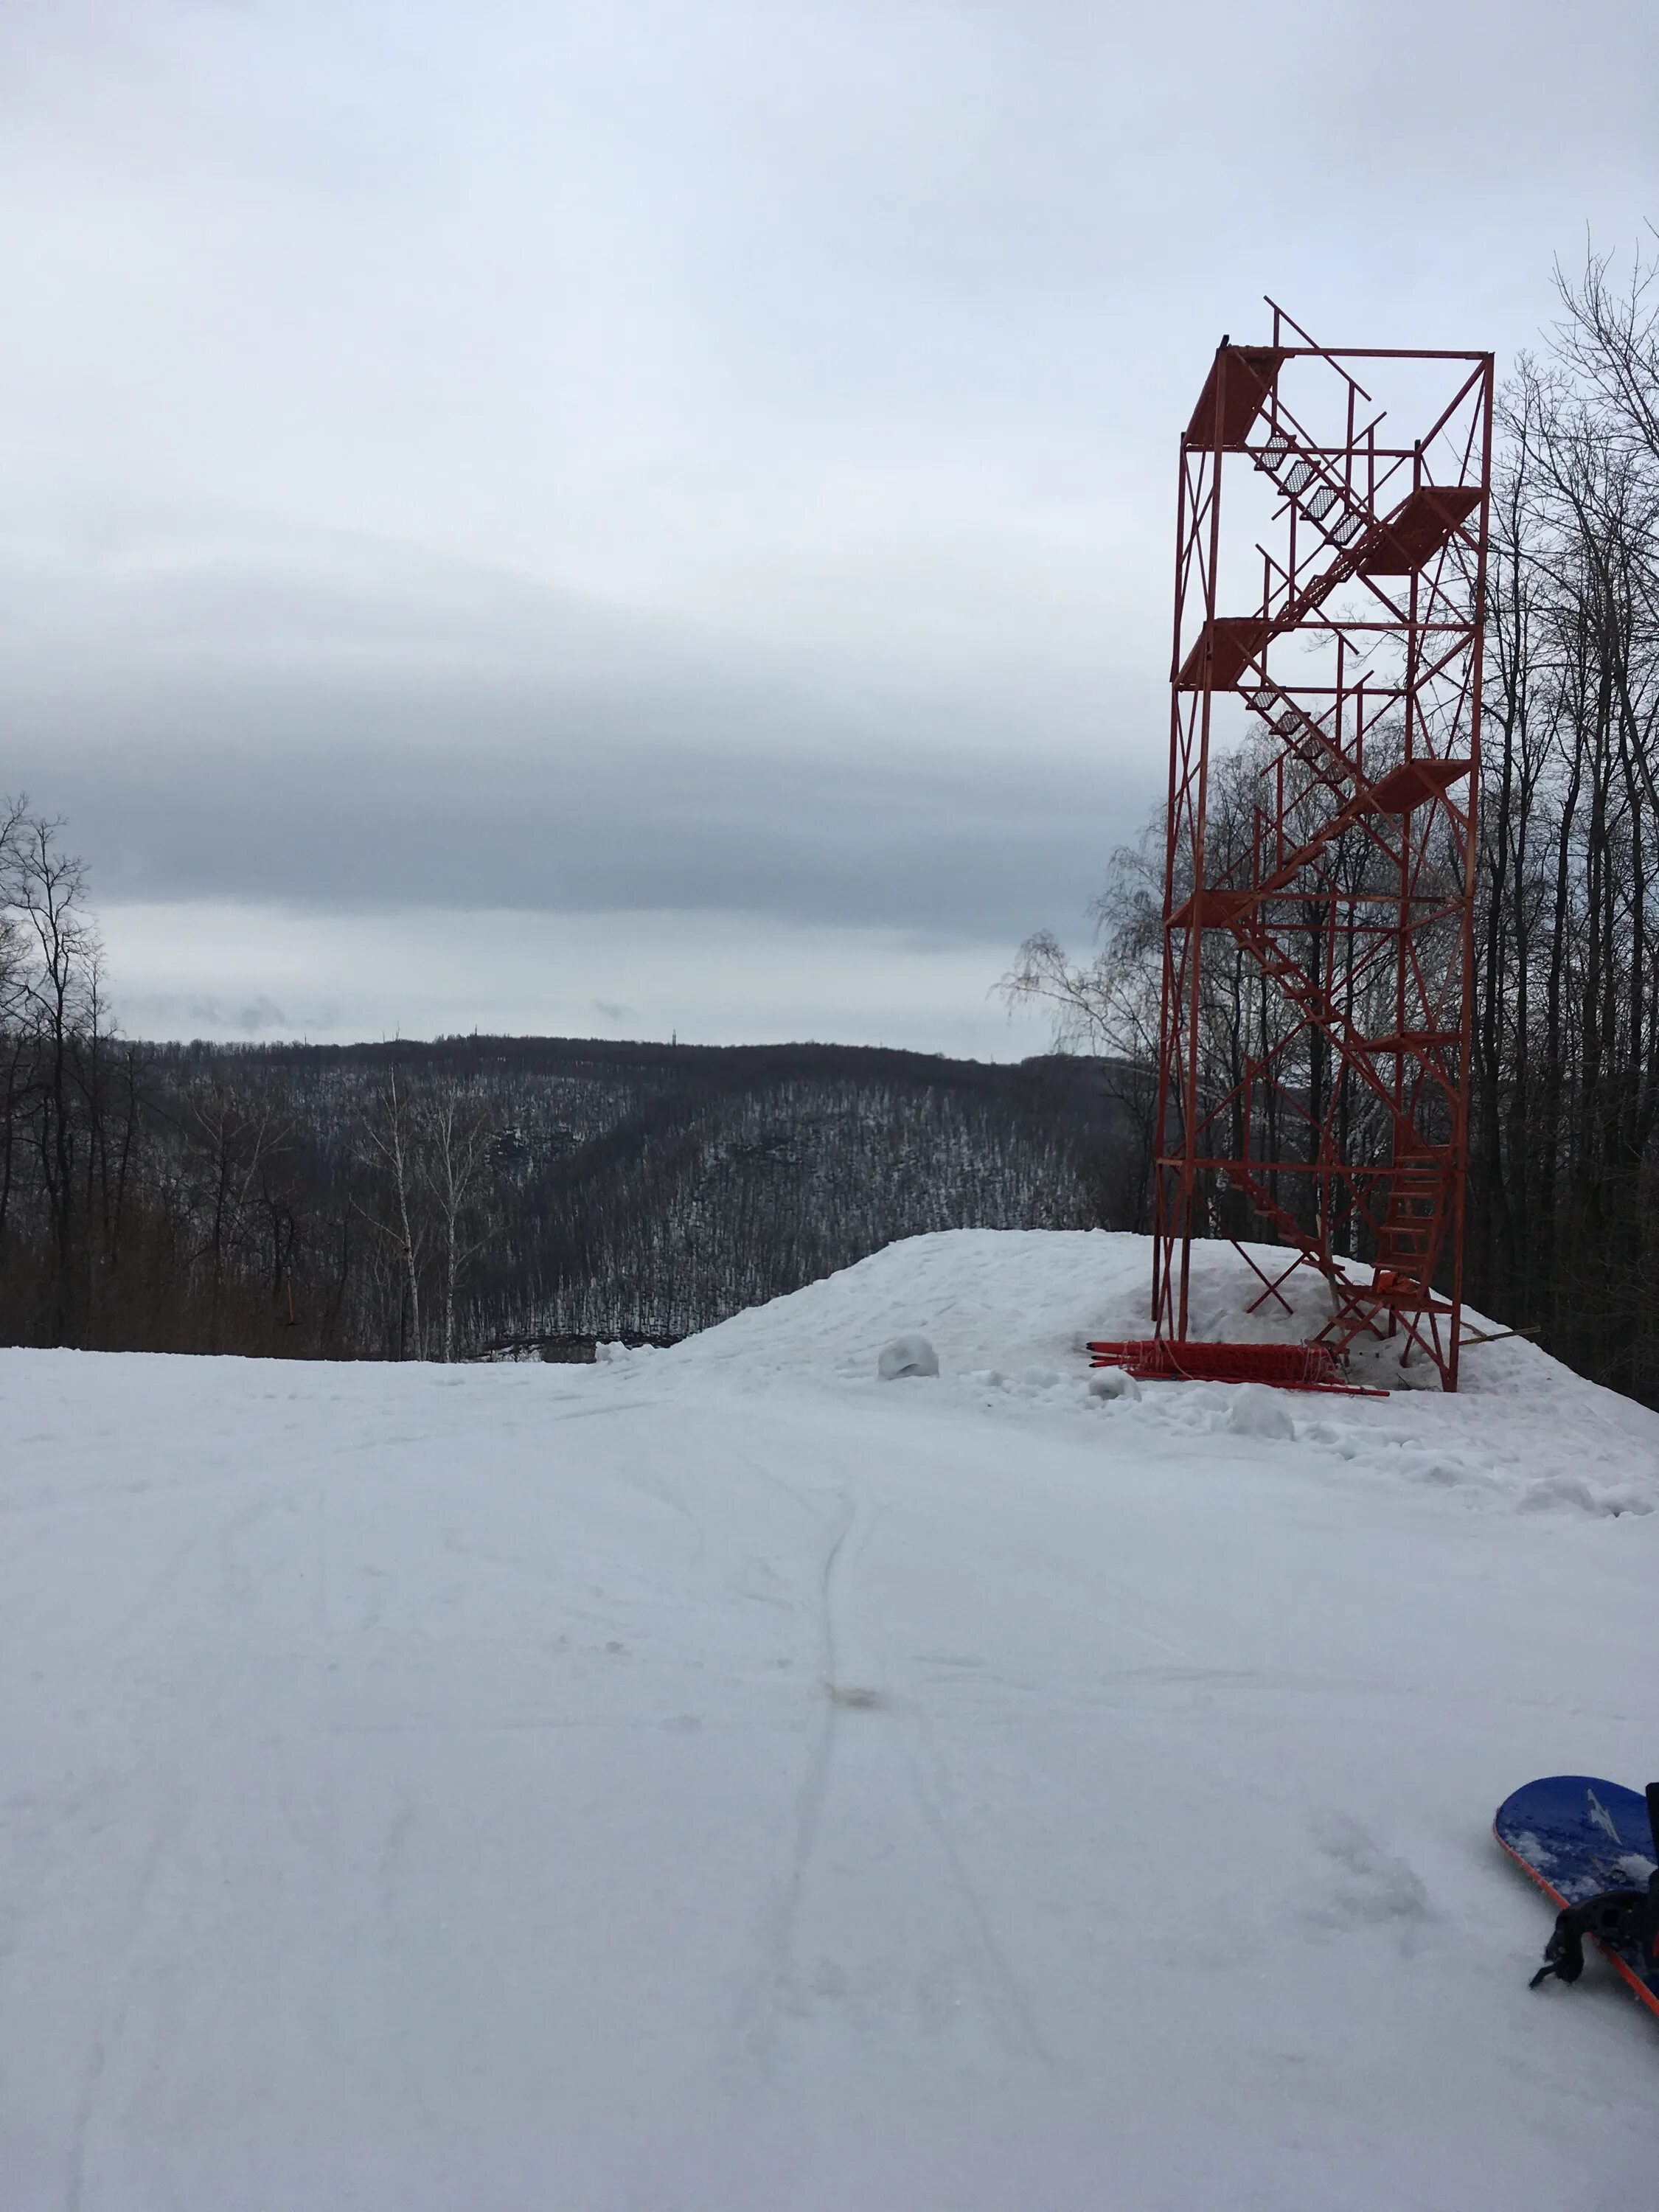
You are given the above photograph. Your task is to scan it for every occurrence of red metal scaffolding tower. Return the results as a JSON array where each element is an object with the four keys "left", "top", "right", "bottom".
[{"left": 1148, "top": 305, "right": 1494, "bottom": 1391}]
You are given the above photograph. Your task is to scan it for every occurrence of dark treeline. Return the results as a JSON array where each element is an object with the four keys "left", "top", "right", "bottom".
[
  {"left": 1011, "top": 243, "right": 1659, "bottom": 1402},
  {"left": 0, "top": 839, "right": 1127, "bottom": 1360},
  {"left": 1470, "top": 250, "right": 1659, "bottom": 1396}
]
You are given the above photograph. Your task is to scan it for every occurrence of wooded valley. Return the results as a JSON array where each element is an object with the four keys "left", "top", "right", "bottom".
[{"left": 0, "top": 916, "right": 1122, "bottom": 1361}]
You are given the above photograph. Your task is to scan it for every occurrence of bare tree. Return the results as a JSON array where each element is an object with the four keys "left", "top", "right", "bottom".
[
  {"left": 181, "top": 1079, "right": 287, "bottom": 1352},
  {"left": 419, "top": 1096, "right": 495, "bottom": 1361},
  {"left": 4, "top": 807, "right": 104, "bottom": 1338},
  {"left": 357, "top": 1065, "right": 427, "bottom": 1357},
  {"left": 1001, "top": 821, "right": 1166, "bottom": 1229}
]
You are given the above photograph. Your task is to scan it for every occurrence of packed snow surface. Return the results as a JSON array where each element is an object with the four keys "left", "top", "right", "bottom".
[{"left": 4, "top": 1230, "right": 1658, "bottom": 2211}]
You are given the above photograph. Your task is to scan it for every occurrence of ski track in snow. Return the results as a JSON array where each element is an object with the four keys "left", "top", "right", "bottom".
[
  {"left": 3, "top": 1230, "right": 1659, "bottom": 2211},
  {"left": 751, "top": 1478, "right": 1051, "bottom": 2077}
]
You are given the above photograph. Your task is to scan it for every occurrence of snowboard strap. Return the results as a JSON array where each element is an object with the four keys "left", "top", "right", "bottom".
[
  {"left": 1529, "top": 1890, "right": 1650, "bottom": 1989},
  {"left": 1529, "top": 1778, "right": 1659, "bottom": 1992}
]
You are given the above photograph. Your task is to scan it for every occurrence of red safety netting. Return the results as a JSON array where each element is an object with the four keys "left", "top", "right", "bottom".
[{"left": 1086, "top": 1339, "right": 1386, "bottom": 1397}]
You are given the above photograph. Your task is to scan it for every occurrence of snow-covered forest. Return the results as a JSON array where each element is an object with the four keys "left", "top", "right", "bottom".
[{"left": 0, "top": 891, "right": 1127, "bottom": 1359}]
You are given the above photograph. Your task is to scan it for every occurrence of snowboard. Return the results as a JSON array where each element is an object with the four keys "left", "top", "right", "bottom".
[{"left": 1495, "top": 1775, "right": 1659, "bottom": 2020}]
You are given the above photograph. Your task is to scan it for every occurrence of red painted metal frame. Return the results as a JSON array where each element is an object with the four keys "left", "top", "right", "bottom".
[{"left": 1150, "top": 305, "right": 1495, "bottom": 1390}]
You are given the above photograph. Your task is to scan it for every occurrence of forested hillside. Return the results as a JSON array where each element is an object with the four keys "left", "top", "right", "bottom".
[{"left": 0, "top": 925, "right": 1129, "bottom": 1359}]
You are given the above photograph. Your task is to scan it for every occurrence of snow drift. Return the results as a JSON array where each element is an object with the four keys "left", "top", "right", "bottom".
[{"left": 633, "top": 1228, "right": 1659, "bottom": 1517}]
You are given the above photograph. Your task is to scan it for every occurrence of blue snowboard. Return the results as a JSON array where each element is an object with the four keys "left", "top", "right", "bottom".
[{"left": 1495, "top": 1775, "right": 1659, "bottom": 2020}]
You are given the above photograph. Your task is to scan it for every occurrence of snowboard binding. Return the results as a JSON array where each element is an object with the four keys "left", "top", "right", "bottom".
[{"left": 1528, "top": 1782, "right": 1659, "bottom": 1994}]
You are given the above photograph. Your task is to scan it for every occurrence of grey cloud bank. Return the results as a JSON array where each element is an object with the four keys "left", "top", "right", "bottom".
[
  {"left": 7, "top": 519, "right": 1140, "bottom": 940},
  {"left": 2, "top": 0, "right": 1656, "bottom": 1048}
]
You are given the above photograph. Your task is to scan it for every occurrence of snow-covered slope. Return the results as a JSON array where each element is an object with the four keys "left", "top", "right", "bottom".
[
  {"left": 4, "top": 1231, "right": 1658, "bottom": 2211},
  {"left": 645, "top": 1228, "right": 1659, "bottom": 1516}
]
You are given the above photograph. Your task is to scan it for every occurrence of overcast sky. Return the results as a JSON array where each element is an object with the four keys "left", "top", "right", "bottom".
[{"left": 3, "top": 0, "right": 1657, "bottom": 1054}]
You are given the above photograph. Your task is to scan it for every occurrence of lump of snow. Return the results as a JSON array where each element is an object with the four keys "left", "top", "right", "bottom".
[
  {"left": 1225, "top": 1384, "right": 1296, "bottom": 1441},
  {"left": 962, "top": 1368, "right": 1005, "bottom": 1391},
  {"left": 1599, "top": 1486, "right": 1656, "bottom": 1517},
  {"left": 877, "top": 1332, "right": 939, "bottom": 1380},
  {"left": 1088, "top": 1366, "right": 1141, "bottom": 1402},
  {"left": 1517, "top": 1473, "right": 1600, "bottom": 1514}
]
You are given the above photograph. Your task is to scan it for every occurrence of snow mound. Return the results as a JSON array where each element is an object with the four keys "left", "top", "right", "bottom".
[
  {"left": 876, "top": 1332, "right": 939, "bottom": 1380},
  {"left": 648, "top": 1230, "right": 1659, "bottom": 1517},
  {"left": 1226, "top": 1382, "right": 1297, "bottom": 1441},
  {"left": 659, "top": 1228, "right": 1146, "bottom": 1381}
]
